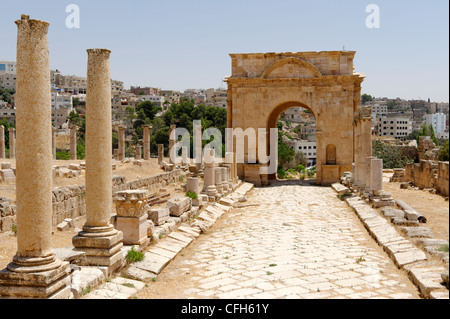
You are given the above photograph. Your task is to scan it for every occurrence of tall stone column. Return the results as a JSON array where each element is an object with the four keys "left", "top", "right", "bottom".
[
  {"left": 158, "top": 144, "right": 164, "bottom": 165},
  {"left": 135, "top": 145, "right": 142, "bottom": 160},
  {"left": 169, "top": 124, "right": 176, "bottom": 165},
  {"left": 143, "top": 125, "right": 151, "bottom": 160},
  {"left": 8, "top": 128, "right": 15, "bottom": 159},
  {"left": 360, "top": 113, "right": 373, "bottom": 190},
  {"left": 118, "top": 125, "right": 125, "bottom": 161},
  {"left": 0, "top": 15, "right": 70, "bottom": 299},
  {"left": 70, "top": 126, "right": 77, "bottom": 160},
  {"left": 72, "top": 48, "right": 124, "bottom": 276},
  {"left": 0, "top": 125, "right": 5, "bottom": 159},
  {"left": 52, "top": 127, "right": 56, "bottom": 160}
]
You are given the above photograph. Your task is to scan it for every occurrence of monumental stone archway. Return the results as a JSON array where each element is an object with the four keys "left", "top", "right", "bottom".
[{"left": 226, "top": 51, "right": 365, "bottom": 185}]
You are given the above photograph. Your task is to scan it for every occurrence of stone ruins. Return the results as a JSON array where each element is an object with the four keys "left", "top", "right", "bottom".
[{"left": 0, "top": 15, "right": 447, "bottom": 300}]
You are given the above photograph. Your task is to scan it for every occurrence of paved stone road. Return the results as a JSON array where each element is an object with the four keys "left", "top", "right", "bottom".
[{"left": 137, "top": 182, "right": 422, "bottom": 299}]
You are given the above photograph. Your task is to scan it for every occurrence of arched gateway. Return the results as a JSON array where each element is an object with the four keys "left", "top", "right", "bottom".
[{"left": 225, "top": 51, "right": 365, "bottom": 185}]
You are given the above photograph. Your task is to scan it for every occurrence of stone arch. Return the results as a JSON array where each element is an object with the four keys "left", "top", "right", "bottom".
[
  {"left": 326, "top": 144, "right": 337, "bottom": 165},
  {"left": 267, "top": 101, "right": 316, "bottom": 133},
  {"left": 265, "top": 101, "right": 318, "bottom": 180},
  {"left": 261, "top": 57, "right": 323, "bottom": 79}
]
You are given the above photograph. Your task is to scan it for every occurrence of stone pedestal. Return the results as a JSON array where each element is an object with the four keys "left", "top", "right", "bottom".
[
  {"left": 202, "top": 148, "right": 217, "bottom": 199},
  {"left": 113, "top": 190, "right": 149, "bottom": 247},
  {"left": 0, "top": 15, "right": 70, "bottom": 299},
  {"left": 72, "top": 48, "right": 124, "bottom": 277},
  {"left": 370, "top": 157, "right": 383, "bottom": 193},
  {"left": 186, "top": 177, "right": 199, "bottom": 195}
]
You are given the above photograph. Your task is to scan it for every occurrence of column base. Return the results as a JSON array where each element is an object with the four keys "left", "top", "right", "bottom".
[
  {"left": 0, "top": 261, "right": 71, "bottom": 299},
  {"left": 72, "top": 227, "right": 124, "bottom": 277}
]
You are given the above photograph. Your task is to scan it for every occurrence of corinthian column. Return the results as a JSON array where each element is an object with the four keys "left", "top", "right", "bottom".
[
  {"left": 72, "top": 48, "right": 123, "bottom": 275},
  {"left": 0, "top": 14, "right": 70, "bottom": 299}
]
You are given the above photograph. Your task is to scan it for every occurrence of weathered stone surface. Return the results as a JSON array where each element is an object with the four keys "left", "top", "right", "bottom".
[
  {"left": 57, "top": 218, "right": 74, "bottom": 231},
  {"left": 406, "top": 265, "right": 448, "bottom": 298},
  {"left": 113, "top": 190, "right": 149, "bottom": 218},
  {"left": 166, "top": 196, "right": 192, "bottom": 217},
  {"left": 132, "top": 252, "right": 171, "bottom": 275},
  {"left": 401, "top": 227, "right": 434, "bottom": 238},
  {"left": 381, "top": 207, "right": 405, "bottom": 219},
  {"left": 392, "top": 248, "right": 427, "bottom": 267},
  {"left": 147, "top": 208, "right": 170, "bottom": 226},
  {"left": 331, "top": 183, "right": 350, "bottom": 196}
]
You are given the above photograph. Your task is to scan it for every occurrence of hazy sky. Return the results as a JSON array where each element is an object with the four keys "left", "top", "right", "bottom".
[{"left": 1, "top": 0, "right": 448, "bottom": 102}]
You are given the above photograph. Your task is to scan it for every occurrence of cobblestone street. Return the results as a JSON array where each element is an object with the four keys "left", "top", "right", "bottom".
[{"left": 137, "top": 182, "right": 422, "bottom": 299}]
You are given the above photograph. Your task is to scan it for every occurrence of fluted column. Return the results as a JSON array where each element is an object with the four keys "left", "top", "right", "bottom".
[
  {"left": 72, "top": 48, "right": 123, "bottom": 275},
  {"left": 0, "top": 15, "right": 70, "bottom": 299}
]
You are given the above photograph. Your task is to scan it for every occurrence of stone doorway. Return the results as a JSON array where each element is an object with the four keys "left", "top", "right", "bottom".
[{"left": 270, "top": 103, "right": 317, "bottom": 181}]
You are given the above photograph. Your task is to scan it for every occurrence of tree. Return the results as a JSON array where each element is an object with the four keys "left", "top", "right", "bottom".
[
  {"left": 361, "top": 94, "right": 373, "bottom": 105},
  {"left": 438, "top": 140, "right": 449, "bottom": 162},
  {"left": 136, "top": 101, "right": 160, "bottom": 121},
  {"left": 372, "top": 140, "right": 413, "bottom": 169}
]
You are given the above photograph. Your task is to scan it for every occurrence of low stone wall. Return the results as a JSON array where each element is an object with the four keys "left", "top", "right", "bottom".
[
  {"left": 0, "top": 169, "right": 182, "bottom": 233},
  {"left": 404, "top": 160, "right": 449, "bottom": 196}
]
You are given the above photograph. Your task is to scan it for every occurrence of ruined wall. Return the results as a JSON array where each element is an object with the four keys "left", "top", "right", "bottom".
[
  {"left": 404, "top": 160, "right": 449, "bottom": 196},
  {"left": 0, "top": 169, "right": 182, "bottom": 233}
]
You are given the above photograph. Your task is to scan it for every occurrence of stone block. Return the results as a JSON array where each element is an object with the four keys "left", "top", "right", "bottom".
[
  {"left": 166, "top": 196, "right": 192, "bottom": 217},
  {"left": 57, "top": 218, "right": 74, "bottom": 231},
  {"left": 0, "top": 169, "right": 15, "bottom": 183},
  {"left": 401, "top": 227, "right": 434, "bottom": 238},
  {"left": 116, "top": 214, "right": 149, "bottom": 246},
  {"left": 0, "top": 163, "right": 11, "bottom": 170},
  {"left": 381, "top": 207, "right": 405, "bottom": 219},
  {"left": 147, "top": 208, "right": 170, "bottom": 226},
  {"left": 331, "top": 183, "right": 350, "bottom": 196}
]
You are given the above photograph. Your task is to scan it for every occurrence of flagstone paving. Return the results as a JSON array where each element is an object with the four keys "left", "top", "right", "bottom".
[{"left": 136, "top": 182, "right": 422, "bottom": 299}]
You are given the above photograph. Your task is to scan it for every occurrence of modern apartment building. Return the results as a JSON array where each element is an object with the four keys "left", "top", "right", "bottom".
[
  {"left": 294, "top": 140, "right": 317, "bottom": 166},
  {"left": 425, "top": 112, "right": 447, "bottom": 139},
  {"left": 0, "top": 73, "right": 16, "bottom": 90},
  {"left": 0, "top": 60, "right": 16, "bottom": 74},
  {"left": 377, "top": 115, "right": 413, "bottom": 141}
]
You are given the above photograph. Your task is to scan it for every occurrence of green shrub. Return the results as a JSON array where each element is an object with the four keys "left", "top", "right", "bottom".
[
  {"left": 126, "top": 247, "right": 144, "bottom": 264},
  {"left": 186, "top": 191, "right": 198, "bottom": 200},
  {"left": 297, "top": 165, "right": 306, "bottom": 173},
  {"left": 277, "top": 169, "right": 287, "bottom": 179}
]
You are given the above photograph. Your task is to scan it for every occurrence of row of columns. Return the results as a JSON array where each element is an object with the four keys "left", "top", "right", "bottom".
[
  {"left": 1, "top": 126, "right": 77, "bottom": 160},
  {"left": 115, "top": 124, "right": 152, "bottom": 161},
  {"left": 0, "top": 15, "right": 123, "bottom": 299}
]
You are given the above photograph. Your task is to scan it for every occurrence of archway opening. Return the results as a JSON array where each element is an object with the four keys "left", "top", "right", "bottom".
[{"left": 267, "top": 102, "right": 317, "bottom": 181}]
